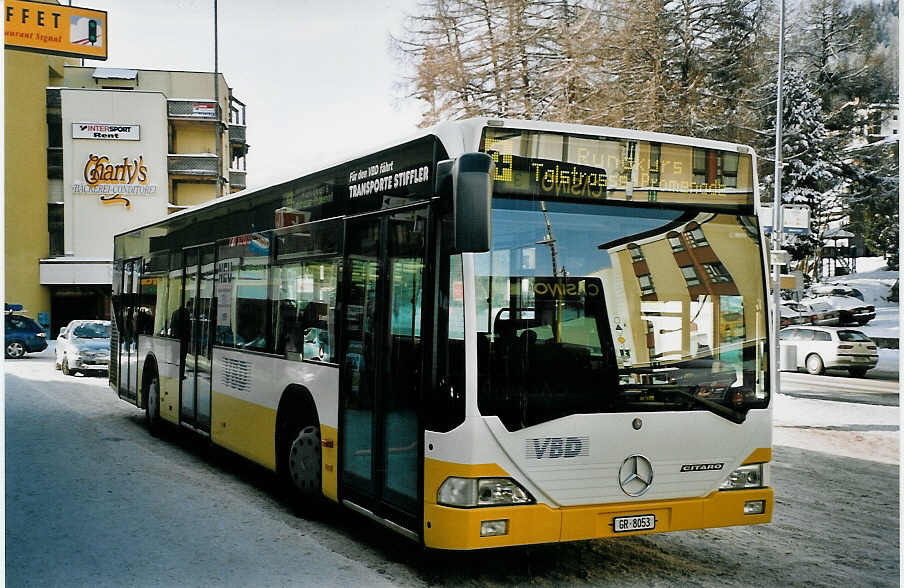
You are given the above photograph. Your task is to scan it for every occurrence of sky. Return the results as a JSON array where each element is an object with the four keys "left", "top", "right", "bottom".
[{"left": 78, "top": 0, "right": 424, "bottom": 189}]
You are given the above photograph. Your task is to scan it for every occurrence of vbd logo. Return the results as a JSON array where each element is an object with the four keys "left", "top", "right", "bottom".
[{"left": 525, "top": 436, "right": 590, "bottom": 459}]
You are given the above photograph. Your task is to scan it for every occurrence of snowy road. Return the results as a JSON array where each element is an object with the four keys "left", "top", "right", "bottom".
[
  {"left": 781, "top": 371, "right": 899, "bottom": 406},
  {"left": 4, "top": 350, "right": 899, "bottom": 586}
]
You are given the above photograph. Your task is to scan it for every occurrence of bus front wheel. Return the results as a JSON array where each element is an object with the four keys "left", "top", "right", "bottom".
[
  {"left": 288, "top": 424, "right": 322, "bottom": 499},
  {"left": 145, "top": 375, "right": 162, "bottom": 437}
]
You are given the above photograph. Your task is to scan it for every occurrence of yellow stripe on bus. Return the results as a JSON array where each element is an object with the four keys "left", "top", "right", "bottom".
[
  {"left": 742, "top": 447, "right": 772, "bottom": 464},
  {"left": 210, "top": 390, "right": 277, "bottom": 471}
]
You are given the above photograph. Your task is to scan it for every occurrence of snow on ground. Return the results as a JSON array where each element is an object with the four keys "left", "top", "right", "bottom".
[
  {"left": 773, "top": 392, "right": 899, "bottom": 465},
  {"left": 822, "top": 257, "right": 899, "bottom": 345},
  {"left": 875, "top": 347, "right": 900, "bottom": 375},
  {"left": 861, "top": 305, "right": 901, "bottom": 339},
  {"left": 824, "top": 258, "right": 898, "bottom": 304}
]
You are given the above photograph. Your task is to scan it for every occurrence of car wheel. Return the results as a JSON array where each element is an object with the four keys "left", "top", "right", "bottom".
[
  {"left": 145, "top": 375, "right": 162, "bottom": 436},
  {"left": 62, "top": 359, "right": 75, "bottom": 376},
  {"left": 805, "top": 353, "right": 825, "bottom": 376},
  {"left": 5, "top": 340, "right": 26, "bottom": 359},
  {"left": 848, "top": 367, "right": 868, "bottom": 378}
]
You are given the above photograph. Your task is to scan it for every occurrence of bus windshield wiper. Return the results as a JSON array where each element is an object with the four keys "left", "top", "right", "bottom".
[
  {"left": 620, "top": 384, "right": 746, "bottom": 424},
  {"left": 669, "top": 385, "right": 746, "bottom": 424}
]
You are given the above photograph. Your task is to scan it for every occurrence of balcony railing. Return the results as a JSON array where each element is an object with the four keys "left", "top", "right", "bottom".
[
  {"left": 229, "top": 169, "right": 246, "bottom": 190},
  {"left": 228, "top": 124, "right": 246, "bottom": 144},
  {"left": 168, "top": 154, "right": 219, "bottom": 177},
  {"left": 167, "top": 99, "right": 220, "bottom": 121}
]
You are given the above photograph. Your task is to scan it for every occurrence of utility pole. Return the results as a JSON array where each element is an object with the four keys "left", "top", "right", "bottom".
[
  {"left": 771, "top": 0, "right": 786, "bottom": 397},
  {"left": 214, "top": 0, "right": 222, "bottom": 198}
]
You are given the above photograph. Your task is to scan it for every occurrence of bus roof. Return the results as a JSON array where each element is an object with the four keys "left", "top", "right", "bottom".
[{"left": 115, "top": 117, "right": 758, "bottom": 239}]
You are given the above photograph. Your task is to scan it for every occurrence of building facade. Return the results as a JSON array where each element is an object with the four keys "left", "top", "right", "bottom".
[{"left": 5, "top": 58, "right": 249, "bottom": 336}]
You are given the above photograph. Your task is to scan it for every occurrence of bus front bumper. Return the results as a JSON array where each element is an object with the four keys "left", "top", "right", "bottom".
[{"left": 423, "top": 487, "right": 773, "bottom": 550}]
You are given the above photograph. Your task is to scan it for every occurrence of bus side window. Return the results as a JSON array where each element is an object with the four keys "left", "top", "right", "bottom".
[
  {"left": 273, "top": 220, "right": 342, "bottom": 363},
  {"left": 271, "top": 259, "right": 339, "bottom": 362}
]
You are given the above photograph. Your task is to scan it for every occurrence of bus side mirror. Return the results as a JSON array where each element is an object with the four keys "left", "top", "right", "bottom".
[{"left": 441, "top": 152, "right": 493, "bottom": 253}]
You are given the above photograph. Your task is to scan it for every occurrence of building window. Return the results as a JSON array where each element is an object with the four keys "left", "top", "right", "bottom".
[
  {"left": 638, "top": 274, "right": 655, "bottom": 296},
  {"left": 680, "top": 265, "right": 701, "bottom": 286},
  {"left": 722, "top": 152, "right": 739, "bottom": 188},
  {"left": 649, "top": 143, "right": 661, "bottom": 186},
  {"left": 48, "top": 203, "right": 64, "bottom": 257},
  {"left": 693, "top": 148, "right": 707, "bottom": 185},
  {"left": 685, "top": 226, "right": 709, "bottom": 248},
  {"left": 667, "top": 233, "right": 685, "bottom": 252},
  {"left": 629, "top": 244, "right": 645, "bottom": 262},
  {"left": 703, "top": 262, "right": 733, "bottom": 283}
]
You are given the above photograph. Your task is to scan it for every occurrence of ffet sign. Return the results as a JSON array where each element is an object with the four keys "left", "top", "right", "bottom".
[{"left": 5, "top": 0, "right": 107, "bottom": 60}]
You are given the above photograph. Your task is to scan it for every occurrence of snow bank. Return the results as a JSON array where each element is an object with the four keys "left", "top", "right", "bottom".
[
  {"left": 860, "top": 306, "right": 901, "bottom": 339},
  {"left": 875, "top": 347, "right": 900, "bottom": 374},
  {"left": 821, "top": 258, "right": 899, "bottom": 347},
  {"left": 772, "top": 392, "right": 899, "bottom": 465}
]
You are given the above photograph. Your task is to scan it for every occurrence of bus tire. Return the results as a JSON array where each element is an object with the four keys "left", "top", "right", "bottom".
[
  {"left": 288, "top": 424, "right": 322, "bottom": 497},
  {"left": 145, "top": 374, "right": 162, "bottom": 437},
  {"left": 276, "top": 389, "right": 322, "bottom": 512}
]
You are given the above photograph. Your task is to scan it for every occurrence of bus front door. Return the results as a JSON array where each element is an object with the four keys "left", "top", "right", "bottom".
[
  {"left": 340, "top": 206, "right": 431, "bottom": 534},
  {"left": 180, "top": 245, "right": 215, "bottom": 432},
  {"left": 118, "top": 258, "right": 140, "bottom": 403}
]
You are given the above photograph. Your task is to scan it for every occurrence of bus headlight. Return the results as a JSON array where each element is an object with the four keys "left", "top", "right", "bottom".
[
  {"left": 719, "top": 464, "right": 764, "bottom": 490},
  {"left": 437, "top": 477, "right": 534, "bottom": 507}
]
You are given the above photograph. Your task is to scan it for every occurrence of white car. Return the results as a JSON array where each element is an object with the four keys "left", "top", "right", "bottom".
[
  {"left": 779, "top": 326, "right": 879, "bottom": 377},
  {"left": 55, "top": 320, "right": 111, "bottom": 376}
]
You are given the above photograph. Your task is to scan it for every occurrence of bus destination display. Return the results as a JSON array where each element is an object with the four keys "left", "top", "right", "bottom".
[{"left": 482, "top": 127, "right": 755, "bottom": 211}]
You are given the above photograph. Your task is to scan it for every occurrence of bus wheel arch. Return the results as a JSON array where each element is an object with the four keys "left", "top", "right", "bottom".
[
  {"left": 275, "top": 386, "right": 322, "bottom": 504},
  {"left": 141, "top": 355, "right": 162, "bottom": 435}
]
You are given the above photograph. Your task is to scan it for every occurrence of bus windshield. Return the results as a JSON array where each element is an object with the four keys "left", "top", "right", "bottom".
[{"left": 474, "top": 199, "right": 768, "bottom": 431}]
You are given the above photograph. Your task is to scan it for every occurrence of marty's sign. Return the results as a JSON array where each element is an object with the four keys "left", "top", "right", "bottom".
[{"left": 72, "top": 154, "right": 158, "bottom": 209}]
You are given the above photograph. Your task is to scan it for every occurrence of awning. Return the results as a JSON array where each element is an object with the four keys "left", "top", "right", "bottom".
[
  {"left": 823, "top": 228, "right": 855, "bottom": 239},
  {"left": 92, "top": 68, "right": 138, "bottom": 80}
]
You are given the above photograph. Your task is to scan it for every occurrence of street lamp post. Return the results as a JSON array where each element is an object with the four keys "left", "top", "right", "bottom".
[
  {"left": 771, "top": 0, "right": 786, "bottom": 397},
  {"left": 214, "top": 0, "right": 222, "bottom": 199}
]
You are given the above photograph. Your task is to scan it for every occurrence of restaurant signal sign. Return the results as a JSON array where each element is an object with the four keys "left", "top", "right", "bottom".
[{"left": 5, "top": 0, "right": 107, "bottom": 60}]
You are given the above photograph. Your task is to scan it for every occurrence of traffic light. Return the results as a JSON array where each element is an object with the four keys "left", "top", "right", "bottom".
[{"left": 88, "top": 20, "right": 97, "bottom": 44}]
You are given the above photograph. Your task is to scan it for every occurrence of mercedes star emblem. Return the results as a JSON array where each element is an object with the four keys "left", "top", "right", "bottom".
[{"left": 618, "top": 454, "right": 654, "bottom": 497}]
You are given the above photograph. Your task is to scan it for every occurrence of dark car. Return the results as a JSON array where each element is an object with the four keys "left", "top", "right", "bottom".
[{"left": 5, "top": 312, "right": 48, "bottom": 358}]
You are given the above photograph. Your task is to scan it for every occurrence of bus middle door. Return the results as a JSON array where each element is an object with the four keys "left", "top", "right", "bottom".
[{"left": 180, "top": 245, "right": 215, "bottom": 432}]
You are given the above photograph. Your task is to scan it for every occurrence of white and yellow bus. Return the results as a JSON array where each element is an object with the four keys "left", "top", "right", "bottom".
[{"left": 111, "top": 118, "right": 773, "bottom": 550}]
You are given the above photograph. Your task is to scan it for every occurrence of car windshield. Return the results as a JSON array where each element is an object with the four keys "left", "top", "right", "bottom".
[
  {"left": 73, "top": 323, "right": 111, "bottom": 338},
  {"left": 472, "top": 199, "right": 768, "bottom": 430},
  {"left": 838, "top": 330, "right": 871, "bottom": 342}
]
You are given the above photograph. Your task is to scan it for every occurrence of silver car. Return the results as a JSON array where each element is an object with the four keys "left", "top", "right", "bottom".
[
  {"left": 779, "top": 326, "right": 879, "bottom": 377},
  {"left": 55, "top": 320, "right": 111, "bottom": 376}
]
